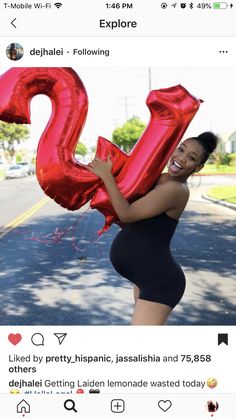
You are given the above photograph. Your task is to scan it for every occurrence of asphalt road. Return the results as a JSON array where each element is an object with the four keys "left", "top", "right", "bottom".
[
  {"left": 0, "top": 175, "right": 235, "bottom": 325},
  {"left": 0, "top": 175, "right": 46, "bottom": 227}
]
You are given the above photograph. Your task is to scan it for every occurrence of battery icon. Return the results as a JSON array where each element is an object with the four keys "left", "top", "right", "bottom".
[{"left": 213, "top": 2, "right": 228, "bottom": 8}]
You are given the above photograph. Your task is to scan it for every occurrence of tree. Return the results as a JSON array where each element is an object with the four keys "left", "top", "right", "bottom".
[
  {"left": 112, "top": 117, "right": 146, "bottom": 152},
  {"left": 0, "top": 122, "right": 30, "bottom": 159},
  {"left": 75, "top": 142, "right": 88, "bottom": 156}
]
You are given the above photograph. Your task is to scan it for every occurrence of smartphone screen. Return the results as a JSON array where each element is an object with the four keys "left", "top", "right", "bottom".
[{"left": 0, "top": 1, "right": 235, "bottom": 417}]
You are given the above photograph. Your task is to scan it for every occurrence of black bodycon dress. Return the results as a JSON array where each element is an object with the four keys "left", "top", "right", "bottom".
[{"left": 110, "top": 213, "right": 185, "bottom": 308}]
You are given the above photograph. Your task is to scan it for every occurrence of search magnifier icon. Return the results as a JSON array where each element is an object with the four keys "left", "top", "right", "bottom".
[{"left": 64, "top": 399, "right": 77, "bottom": 413}]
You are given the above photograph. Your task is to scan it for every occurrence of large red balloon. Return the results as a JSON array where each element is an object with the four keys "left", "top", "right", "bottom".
[
  {"left": 0, "top": 68, "right": 126, "bottom": 210},
  {"left": 91, "top": 85, "right": 203, "bottom": 232},
  {"left": 0, "top": 68, "right": 202, "bottom": 233}
]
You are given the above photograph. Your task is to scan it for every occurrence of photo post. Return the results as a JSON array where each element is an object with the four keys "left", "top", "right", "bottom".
[{"left": 0, "top": 1, "right": 235, "bottom": 417}]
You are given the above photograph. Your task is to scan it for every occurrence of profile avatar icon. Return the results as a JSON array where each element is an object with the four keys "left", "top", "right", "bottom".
[
  {"left": 6, "top": 42, "right": 24, "bottom": 61},
  {"left": 207, "top": 400, "right": 219, "bottom": 415}
]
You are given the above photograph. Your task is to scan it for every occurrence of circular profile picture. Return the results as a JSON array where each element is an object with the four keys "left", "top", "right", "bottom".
[
  {"left": 207, "top": 400, "right": 219, "bottom": 413},
  {"left": 6, "top": 42, "right": 24, "bottom": 61}
]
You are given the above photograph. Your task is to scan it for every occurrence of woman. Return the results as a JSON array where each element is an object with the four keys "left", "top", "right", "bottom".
[
  {"left": 88, "top": 132, "right": 218, "bottom": 325},
  {"left": 9, "top": 43, "right": 17, "bottom": 60}
]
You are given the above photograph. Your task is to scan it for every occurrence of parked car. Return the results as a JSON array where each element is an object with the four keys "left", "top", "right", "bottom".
[
  {"left": 17, "top": 162, "right": 35, "bottom": 175},
  {"left": 5, "top": 164, "right": 28, "bottom": 179},
  {"left": 29, "top": 163, "right": 36, "bottom": 175}
]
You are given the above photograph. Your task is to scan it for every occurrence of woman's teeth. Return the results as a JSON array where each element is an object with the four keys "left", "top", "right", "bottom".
[
  {"left": 174, "top": 161, "right": 182, "bottom": 169},
  {"left": 171, "top": 160, "right": 183, "bottom": 171}
]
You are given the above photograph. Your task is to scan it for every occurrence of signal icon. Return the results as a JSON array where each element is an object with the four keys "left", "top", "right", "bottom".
[{"left": 54, "top": 2, "right": 62, "bottom": 8}]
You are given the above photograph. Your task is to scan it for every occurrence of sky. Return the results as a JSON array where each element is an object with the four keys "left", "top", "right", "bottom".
[{"left": 1, "top": 66, "right": 236, "bottom": 152}]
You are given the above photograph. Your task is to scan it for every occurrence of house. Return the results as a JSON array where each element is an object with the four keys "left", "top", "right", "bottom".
[
  {"left": 227, "top": 131, "right": 236, "bottom": 153},
  {"left": 17, "top": 399, "right": 30, "bottom": 414},
  {"left": 214, "top": 132, "right": 236, "bottom": 154}
]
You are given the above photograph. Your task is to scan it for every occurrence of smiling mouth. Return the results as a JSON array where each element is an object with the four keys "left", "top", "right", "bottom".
[{"left": 170, "top": 160, "right": 183, "bottom": 172}]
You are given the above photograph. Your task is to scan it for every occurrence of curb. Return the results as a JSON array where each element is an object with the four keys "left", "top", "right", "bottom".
[{"left": 202, "top": 194, "right": 236, "bottom": 211}]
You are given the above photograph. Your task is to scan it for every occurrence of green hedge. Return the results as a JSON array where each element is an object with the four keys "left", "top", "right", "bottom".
[{"left": 228, "top": 153, "right": 236, "bottom": 166}]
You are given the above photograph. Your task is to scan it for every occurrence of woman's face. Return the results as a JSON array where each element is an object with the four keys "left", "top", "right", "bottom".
[{"left": 168, "top": 139, "right": 204, "bottom": 179}]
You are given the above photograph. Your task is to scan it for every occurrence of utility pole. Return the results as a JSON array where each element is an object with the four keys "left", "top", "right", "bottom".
[
  {"left": 124, "top": 97, "right": 128, "bottom": 121},
  {"left": 117, "top": 96, "right": 134, "bottom": 121},
  {"left": 148, "top": 67, "right": 152, "bottom": 91}
]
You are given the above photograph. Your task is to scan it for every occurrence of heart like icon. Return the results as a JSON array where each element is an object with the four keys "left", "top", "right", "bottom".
[
  {"left": 8, "top": 333, "right": 22, "bottom": 345},
  {"left": 158, "top": 400, "right": 172, "bottom": 412}
]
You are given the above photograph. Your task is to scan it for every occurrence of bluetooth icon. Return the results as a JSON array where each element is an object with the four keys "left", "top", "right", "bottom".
[{"left": 189, "top": 2, "right": 194, "bottom": 8}]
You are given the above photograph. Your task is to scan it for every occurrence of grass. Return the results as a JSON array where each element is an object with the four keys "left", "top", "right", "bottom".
[
  {"left": 199, "top": 164, "right": 236, "bottom": 175},
  {"left": 0, "top": 169, "right": 6, "bottom": 180},
  {"left": 207, "top": 185, "right": 236, "bottom": 205}
]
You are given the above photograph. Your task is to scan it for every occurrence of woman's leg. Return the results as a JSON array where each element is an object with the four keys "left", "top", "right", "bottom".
[
  {"left": 131, "top": 299, "right": 172, "bottom": 325},
  {"left": 133, "top": 285, "right": 140, "bottom": 304}
]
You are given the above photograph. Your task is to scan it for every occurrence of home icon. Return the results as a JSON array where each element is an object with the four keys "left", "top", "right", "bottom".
[{"left": 17, "top": 399, "right": 30, "bottom": 414}]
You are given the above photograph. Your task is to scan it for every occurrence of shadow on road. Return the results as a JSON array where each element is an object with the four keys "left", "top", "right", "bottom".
[
  {"left": 0, "top": 210, "right": 132, "bottom": 325},
  {"left": 174, "top": 209, "right": 235, "bottom": 277},
  {"left": 170, "top": 210, "right": 236, "bottom": 325},
  {"left": 0, "top": 208, "right": 235, "bottom": 325}
]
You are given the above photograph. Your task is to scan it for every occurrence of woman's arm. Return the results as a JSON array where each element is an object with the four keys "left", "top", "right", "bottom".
[
  {"left": 88, "top": 157, "right": 187, "bottom": 223},
  {"left": 88, "top": 156, "right": 130, "bottom": 222}
]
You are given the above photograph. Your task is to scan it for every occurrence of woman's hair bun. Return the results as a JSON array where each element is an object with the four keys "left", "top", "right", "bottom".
[{"left": 196, "top": 132, "right": 218, "bottom": 154}]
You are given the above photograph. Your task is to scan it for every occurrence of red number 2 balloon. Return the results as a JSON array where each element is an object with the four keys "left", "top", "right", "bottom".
[{"left": 0, "top": 68, "right": 202, "bottom": 233}]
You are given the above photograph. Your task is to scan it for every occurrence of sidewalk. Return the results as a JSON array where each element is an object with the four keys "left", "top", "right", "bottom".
[
  {"left": 202, "top": 193, "right": 236, "bottom": 211},
  {"left": 190, "top": 174, "right": 236, "bottom": 211}
]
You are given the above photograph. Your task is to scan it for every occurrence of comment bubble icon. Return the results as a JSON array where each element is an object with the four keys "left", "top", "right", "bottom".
[{"left": 31, "top": 333, "right": 44, "bottom": 346}]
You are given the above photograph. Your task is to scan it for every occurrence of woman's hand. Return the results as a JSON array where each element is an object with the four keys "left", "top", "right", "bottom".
[{"left": 87, "top": 155, "right": 113, "bottom": 180}]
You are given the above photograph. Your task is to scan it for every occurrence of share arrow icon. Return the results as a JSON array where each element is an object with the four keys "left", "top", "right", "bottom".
[{"left": 54, "top": 333, "right": 67, "bottom": 345}]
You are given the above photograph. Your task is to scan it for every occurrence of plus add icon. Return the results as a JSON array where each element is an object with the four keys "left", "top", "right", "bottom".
[{"left": 111, "top": 399, "right": 125, "bottom": 413}]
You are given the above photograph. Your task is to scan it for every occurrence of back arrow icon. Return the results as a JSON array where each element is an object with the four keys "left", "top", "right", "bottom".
[{"left": 11, "top": 18, "right": 17, "bottom": 28}]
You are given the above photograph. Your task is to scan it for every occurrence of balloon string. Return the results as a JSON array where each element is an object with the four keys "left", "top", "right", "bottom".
[
  {"left": 72, "top": 206, "right": 104, "bottom": 255},
  {"left": 14, "top": 206, "right": 103, "bottom": 256}
]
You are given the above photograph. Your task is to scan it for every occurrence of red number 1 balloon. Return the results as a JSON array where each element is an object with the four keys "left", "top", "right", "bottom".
[
  {"left": 91, "top": 85, "right": 203, "bottom": 232},
  {"left": 0, "top": 68, "right": 202, "bottom": 233}
]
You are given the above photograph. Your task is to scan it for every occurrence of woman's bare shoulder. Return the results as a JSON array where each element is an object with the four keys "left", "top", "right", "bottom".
[
  {"left": 122, "top": 179, "right": 188, "bottom": 223},
  {"left": 158, "top": 181, "right": 189, "bottom": 220},
  {"left": 157, "top": 179, "right": 189, "bottom": 196}
]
